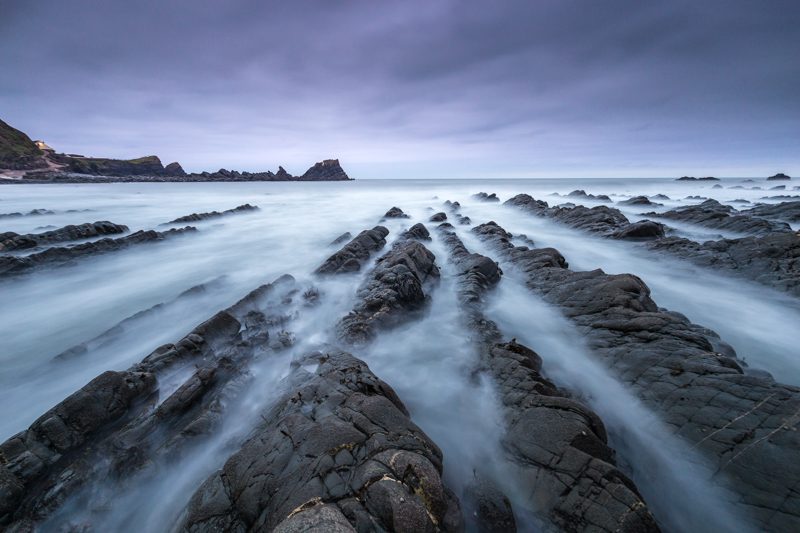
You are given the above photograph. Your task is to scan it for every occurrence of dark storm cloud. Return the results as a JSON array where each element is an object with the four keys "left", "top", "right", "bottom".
[{"left": 1, "top": 0, "right": 798, "bottom": 177}]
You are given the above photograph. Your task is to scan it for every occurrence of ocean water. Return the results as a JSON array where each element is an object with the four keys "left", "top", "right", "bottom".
[{"left": 1, "top": 177, "right": 797, "bottom": 531}]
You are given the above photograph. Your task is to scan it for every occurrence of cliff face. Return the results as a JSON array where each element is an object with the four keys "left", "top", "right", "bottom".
[
  {"left": 0, "top": 120, "right": 46, "bottom": 170},
  {"left": 300, "top": 158, "right": 351, "bottom": 181}
]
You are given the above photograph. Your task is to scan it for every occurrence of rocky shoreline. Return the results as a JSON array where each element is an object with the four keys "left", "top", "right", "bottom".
[{"left": 1, "top": 188, "right": 799, "bottom": 531}]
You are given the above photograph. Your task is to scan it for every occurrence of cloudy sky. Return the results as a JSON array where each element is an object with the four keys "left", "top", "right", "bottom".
[{"left": 1, "top": 0, "right": 798, "bottom": 178}]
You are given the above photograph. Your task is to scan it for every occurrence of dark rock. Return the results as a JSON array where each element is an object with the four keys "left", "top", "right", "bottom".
[
  {"left": 164, "top": 162, "right": 186, "bottom": 176},
  {"left": 429, "top": 212, "right": 447, "bottom": 222},
  {"left": 473, "top": 192, "right": 500, "bottom": 202},
  {"left": 337, "top": 238, "right": 439, "bottom": 344},
  {"left": 300, "top": 159, "right": 351, "bottom": 181},
  {"left": 329, "top": 231, "right": 352, "bottom": 246},
  {"left": 0, "top": 209, "right": 54, "bottom": 218},
  {"left": 651, "top": 194, "right": 670, "bottom": 200},
  {"left": 456, "top": 214, "right": 471, "bottom": 225},
  {"left": 473, "top": 221, "right": 800, "bottom": 531},
  {"left": 619, "top": 195, "right": 660, "bottom": 206},
  {"left": 567, "top": 190, "right": 611, "bottom": 202},
  {"left": 443, "top": 200, "right": 461, "bottom": 211},
  {"left": 647, "top": 232, "right": 800, "bottom": 297},
  {"left": 712, "top": 184, "right": 723, "bottom": 189},
  {"left": 0, "top": 276, "right": 301, "bottom": 528},
  {"left": 439, "top": 225, "right": 659, "bottom": 532},
  {"left": 641, "top": 199, "right": 791, "bottom": 235},
  {"left": 66, "top": 155, "right": 170, "bottom": 176},
  {"left": 315, "top": 226, "right": 389, "bottom": 275},
  {"left": 164, "top": 204, "right": 259, "bottom": 224},
  {"left": 177, "top": 349, "right": 462, "bottom": 532},
  {"left": 770, "top": 185, "right": 786, "bottom": 190},
  {"left": 676, "top": 176, "right": 720, "bottom": 181},
  {"left": 744, "top": 201, "right": 800, "bottom": 223},
  {"left": 400, "top": 222, "right": 432, "bottom": 241},
  {"left": 767, "top": 173, "right": 791, "bottom": 180},
  {"left": 505, "top": 193, "right": 665, "bottom": 241},
  {"left": 0, "top": 227, "right": 196, "bottom": 278},
  {"left": 383, "top": 206, "right": 409, "bottom": 219},
  {"left": 0, "top": 221, "right": 129, "bottom": 252},
  {"left": 611, "top": 219, "right": 666, "bottom": 240}
]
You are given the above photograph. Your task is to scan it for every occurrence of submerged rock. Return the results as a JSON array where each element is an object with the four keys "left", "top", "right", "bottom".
[
  {"left": 473, "top": 192, "right": 500, "bottom": 202},
  {"left": 0, "top": 221, "right": 128, "bottom": 252},
  {"left": 619, "top": 195, "right": 660, "bottom": 206},
  {"left": 429, "top": 211, "right": 447, "bottom": 222}
]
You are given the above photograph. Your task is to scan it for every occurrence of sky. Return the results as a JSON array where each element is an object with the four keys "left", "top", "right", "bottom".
[{"left": 1, "top": 0, "right": 798, "bottom": 179}]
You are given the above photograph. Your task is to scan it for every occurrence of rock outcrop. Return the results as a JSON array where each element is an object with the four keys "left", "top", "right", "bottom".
[
  {"left": 337, "top": 233, "right": 439, "bottom": 344},
  {"left": 0, "top": 227, "right": 195, "bottom": 278},
  {"left": 164, "top": 204, "right": 259, "bottom": 224},
  {"left": 177, "top": 349, "right": 462, "bottom": 532},
  {"left": 300, "top": 158, "right": 351, "bottom": 181},
  {"left": 164, "top": 161, "right": 186, "bottom": 176},
  {"left": 767, "top": 173, "right": 791, "bottom": 180},
  {"left": 0, "top": 275, "right": 301, "bottom": 529},
  {"left": 743, "top": 200, "right": 800, "bottom": 223},
  {"left": 473, "top": 192, "right": 500, "bottom": 202},
  {"left": 506, "top": 194, "right": 666, "bottom": 241},
  {"left": 315, "top": 226, "right": 389, "bottom": 275},
  {"left": 642, "top": 199, "right": 791, "bottom": 235},
  {"left": 0, "top": 221, "right": 128, "bottom": 252},
  {"left": 383, "top": 206, "right": 409, "bottom": 219},
  {"left": 438, "top": 225, "right": 659, "bottom": 532},
  {"left": 472, "top": 221, "right": 800, "bottom": 531},
  {"left": 646, "top": 232, "right": 800, "bottom": 297}
]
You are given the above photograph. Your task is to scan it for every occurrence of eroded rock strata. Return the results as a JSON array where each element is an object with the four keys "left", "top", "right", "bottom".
[
  {"left": 315, "top": 226, "right": 389, "bottom": 275},
  {"left": 0, "top": 226, "right": 195, "bottom": 278},
  {"left": 0, "top": 221, "right": 129, "bottom": 252},
  {"left": 438, "top": 225, "right": 659, "bottom": 532},
  {"left": 337, "top": 228, "right": 440, "bottom": 344},
  {"left": 642, "top": 199, "right": 791, "bottom": 235},
  {"left": 164, "top": 203, "right": 259, "bottom": 224},
  {"left": 0, "top": 275, "right": 301, "bottom": 529},
  {"left": 505, "top": 194, "right": 666, "bottom": 240},
  {"left": 178, "top": 349, "right": 462, "bottom": 532},
  {"left": 472, "top": 221, "right": 800, "bottom": 531}
]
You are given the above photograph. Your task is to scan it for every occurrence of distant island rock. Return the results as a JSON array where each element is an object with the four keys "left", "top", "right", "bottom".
[
  {"left": 676, "top": 176, "right": 720, "bottom": 181},
  {"left": 0, "top": 118, "right": 353, "bottom": 182},
  {"left": 767, "top": 173, "right": 791, "bottom": 181}
]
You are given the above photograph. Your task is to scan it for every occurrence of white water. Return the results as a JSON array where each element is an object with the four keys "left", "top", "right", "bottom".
[{"left": 1, "top": 178, "right": 797, "bottom": 531}]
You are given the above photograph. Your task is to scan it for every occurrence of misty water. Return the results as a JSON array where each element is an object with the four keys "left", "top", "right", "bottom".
[{"left": 1, "top": 178, "right": 798, "bottom": 531}]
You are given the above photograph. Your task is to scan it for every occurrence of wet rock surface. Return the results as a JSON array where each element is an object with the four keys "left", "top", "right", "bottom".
[
  {"left": 315, "top": 226, "right": 389, "bottom": 275},
  {"left": 0, "top": 226, "right": 195, "bottom": 278},
  {"left": 178, "top": 349, "right": 462, "bottom": 532},
  {"left": 506, "top": 194, "right": 665, "bottom": 241},
  {"left": 642, "top": 199, "right": 792, "bottom": 235},
  {"left": 0, "top": 221, "right": 129, "bottom": 252},
  {"left": 337, "top": 231, "right": 440, "bottom": 344},
  {"left": 646, "top": 232, "right": 800, "bottom": 297},
  {"left": 0, "top": 275, "right": 301, "bottom": 528},
  {"left": 383, "top": 206, "right": 409, "bottom": 219},
  {"left": 164, "top": 203, "right": 259, "bottom": 224},
  {"left": 743, "top": 200, "right": 800, "bottom": 223},
  {"left": 473, "top": 221, "right": 800, "bottom": 531},
  {"left": 439, "top": 225, "right": 659, "bottom": 532}
]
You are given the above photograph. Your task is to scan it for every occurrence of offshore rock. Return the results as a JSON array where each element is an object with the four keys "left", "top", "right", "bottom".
[
  {"left": 0, "top": 226, "right": 195, "bottom": 278},
  {"left": 0, "top": 221, "right": 129, "bottom": 252},
  {"left": 642, "top": 199, "right": 791, "bottom": 235},
  {"left": 165, "top": 204, "right": 259, "bottom": 224},
  {"left": 383, "top": 206, "right": 410, "bottom": 219}
]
